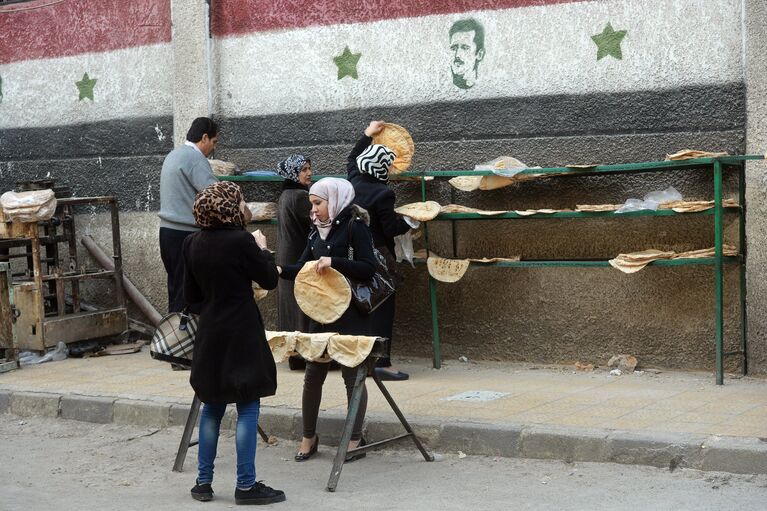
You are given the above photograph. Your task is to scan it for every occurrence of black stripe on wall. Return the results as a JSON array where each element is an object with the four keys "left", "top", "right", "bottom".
[
  {"left": 216, "top": 83, "right": 745, "bottom": 150},
  {"left": 0, "top": 116, "right": 174, "bottom": 161}
]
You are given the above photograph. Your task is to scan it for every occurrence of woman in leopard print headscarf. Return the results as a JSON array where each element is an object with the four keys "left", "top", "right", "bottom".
[
  {"left": 192, "top": 180, "right": 248, "bottom": 228},
  {"left": 183, "top": 181, "right": 285, "bottom": 504}
]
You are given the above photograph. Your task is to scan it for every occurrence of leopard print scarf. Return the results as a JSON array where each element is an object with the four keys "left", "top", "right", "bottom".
[{"left": 193, "top": 181, "right": 246, "bottom": 228}]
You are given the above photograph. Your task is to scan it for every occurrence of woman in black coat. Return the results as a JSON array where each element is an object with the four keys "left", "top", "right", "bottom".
[
  {"left": 278, "top": 177, "right": 376, "bottom": 462},
  {"left": 182, "top": 181, "right": 285, "bottom": 505},
  {"left": 275, "top": 154, "right": 313, "bottom": 370},
  {"left": 347, "top": 120, "right": 415, "bottom": 381}
]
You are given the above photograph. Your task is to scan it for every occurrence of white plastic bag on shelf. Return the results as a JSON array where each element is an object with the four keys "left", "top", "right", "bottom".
[
  {"left": 394, "top": 231, "right": 416, "bottom": 268},
  {"left": 0, "top": 189, "right": 57, "bottom": 222},
  {"left": 615, "top": 186, "right": 682, "bottom": 214},
  {"left": 474, "top": 156, "right": 527, "bottom": 178}
]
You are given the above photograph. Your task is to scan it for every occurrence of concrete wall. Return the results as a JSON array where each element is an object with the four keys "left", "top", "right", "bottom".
[
  {"left": 1, "top": 0, "right": 764, "bottom": 373},
  {"left": 744, "top": 0, "right": 767, "bottom": 374}
]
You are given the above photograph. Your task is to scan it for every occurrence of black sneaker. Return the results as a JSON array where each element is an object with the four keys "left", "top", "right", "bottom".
[
  {"left": 235, "top": 481, "right": 286, "bottom": 505},
  {"left": 191, "top": 481, "right": 214, "bottom": 502}
]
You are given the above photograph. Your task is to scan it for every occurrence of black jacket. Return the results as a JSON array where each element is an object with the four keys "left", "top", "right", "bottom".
[
  {"left": 276, "top": 180, "right": 312, "bottom": 332},
  {"left": 280, "top": 205, "right": 376, "bottom": 335},
  {"left": 183, "top": 227, "right": 279, "bottom": 404},
  {"left": 347, "top": 135, "right": 411, "bottom": 255}
]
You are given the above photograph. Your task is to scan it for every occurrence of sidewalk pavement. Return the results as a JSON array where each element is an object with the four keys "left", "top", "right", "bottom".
[{"left": 1, "top": 349, "right": 767, "bottom": 474}]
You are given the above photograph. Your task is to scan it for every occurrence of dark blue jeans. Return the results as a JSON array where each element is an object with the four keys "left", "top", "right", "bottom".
[{"left": 197, "top": 399, "right": 261, "bottom": 489}]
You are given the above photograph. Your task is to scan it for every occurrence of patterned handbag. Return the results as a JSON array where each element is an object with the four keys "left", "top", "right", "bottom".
[
  {"left": 150, "top": 310, "right": 199, "bottom": 366},
  {"left": 346, "top": 218, "right": 396, "bottom": 314}
]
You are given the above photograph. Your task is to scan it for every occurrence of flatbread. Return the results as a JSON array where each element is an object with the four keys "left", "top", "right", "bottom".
[
  {"left": 439, "top": 204, "right": 506, "bottom": 215},
  {"left": 246, "top": 202, "right": 278, "bottom": 221},
  {"left": 514, "top": 209, "right": 559, "bottom": 216},
  {"left": 394, "top": 201, "right": 441, "bottom": 221},
  {"left": 265, "top": 331, "right": 299, "bottom": 363},
  {"left": 565, "top": 164, "right": 599, "bottom": 169},
  {"left": 372, "top": 123, "right": 415, "bottom": 174},
  {"left": 575, "top": 204, "right": 622, "bottom": 212},
  {"left": 252, "top": 283, "right": 268, "bottom": 301},
  {"left": 665, "top": 149, "right": 729, "bottom": 161},
  {"left": 467, "top": 256, "right": 521, "bottom": 263},
  {"left": 294, "top": 261, "right": 351, "bottom": 324},
  {"left": 327, "top": 335, "right": 376, "bottom": 368},
  {"left": 427, "top": 254, "right": 470, "bottom": 283},
  {"left": 294, "top": 332, "right": 336, "bottom": 362},
  {"left": 209, "top": 159, "right": 240, "bottom": 176}
]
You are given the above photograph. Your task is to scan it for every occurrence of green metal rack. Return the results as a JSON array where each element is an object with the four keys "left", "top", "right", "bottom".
[{"left": 223, "top": 155, "right": 762, "bottom": 385}]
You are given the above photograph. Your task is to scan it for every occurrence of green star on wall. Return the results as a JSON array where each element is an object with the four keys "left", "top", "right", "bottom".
[
  {"left": 333, "top": 46, "right": 361, "bottom": 80},
  {"left": 591, "top": 22, "right": 627, "bottom": 60},
  {"left": 76, "top": 72, "right": 97, "bottom": 101}
]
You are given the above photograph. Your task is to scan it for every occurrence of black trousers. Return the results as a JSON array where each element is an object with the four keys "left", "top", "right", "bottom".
[{"left": 159, "top": 227, "right": 196, "bottom": 314}]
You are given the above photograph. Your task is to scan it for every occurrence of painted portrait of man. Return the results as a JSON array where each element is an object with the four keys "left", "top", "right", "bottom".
[{"left": 449, "top": 18, "right": 485, "bottom": 90}]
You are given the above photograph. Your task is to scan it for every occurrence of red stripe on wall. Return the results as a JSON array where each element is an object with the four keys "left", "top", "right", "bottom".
[
  {"left": 0, "top": 0, "right": 170, "bottom": 65},
  {"left": 212, "top": 0, "right": 591, "bottom": 37}
]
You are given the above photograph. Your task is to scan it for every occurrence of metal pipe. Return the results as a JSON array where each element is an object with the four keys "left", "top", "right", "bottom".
[{"left": 81, "top": 235, "right": 163, "bottom": 327}]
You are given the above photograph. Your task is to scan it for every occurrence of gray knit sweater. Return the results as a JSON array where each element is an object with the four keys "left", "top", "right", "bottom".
[{"left": 158, "top": 145, "right": 217, "bottom": 231}]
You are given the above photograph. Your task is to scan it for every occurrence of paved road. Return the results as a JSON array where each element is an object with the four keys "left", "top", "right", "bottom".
[{"left": 3, "top": 416, "right": 766, "bottom": 510}]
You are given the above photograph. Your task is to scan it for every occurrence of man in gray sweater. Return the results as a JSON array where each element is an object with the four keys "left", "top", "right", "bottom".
[{"left": 158, "top": 117, "right": 219, "bottom": 314}]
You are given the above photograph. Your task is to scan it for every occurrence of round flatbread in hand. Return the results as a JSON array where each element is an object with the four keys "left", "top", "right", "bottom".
[
  {"left": 294, "top": 261, "right": 351, "bottom": 324},
  {"left": 394, "top": 201, "right": 441, "bottom": 221},
  {"left": 372, "top": 123, "right": 415, "bottom": 174},
  {"left": 427, "top": 254, "right": 470, "bottom": 283}
]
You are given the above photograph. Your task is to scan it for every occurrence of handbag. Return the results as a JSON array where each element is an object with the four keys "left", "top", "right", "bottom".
[
  {"left": 150, "top": 309, "right": 199, "bottom": 366},
  {"left": 346, "top": 218, "right": 396, "bottom": 314}
]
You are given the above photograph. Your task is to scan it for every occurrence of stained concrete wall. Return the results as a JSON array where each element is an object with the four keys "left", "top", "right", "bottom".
[
  {"left": 1, "top": 0, "right": 765, "bottom": 373},
  {"left": 744, "top": 0, "right": 767, "bottom": 374}
]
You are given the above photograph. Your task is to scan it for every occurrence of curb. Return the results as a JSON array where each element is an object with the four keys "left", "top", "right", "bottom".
[{"left": 1, "top": 388, "right": 766, "bottom": 475}]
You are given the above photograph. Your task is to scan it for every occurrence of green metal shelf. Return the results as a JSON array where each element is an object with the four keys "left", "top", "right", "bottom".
[
  {"left": 414, "top": 256, "right": 741, "bottom": 268},
  {"left": 434, "top": 207, "right": 738, "bottom": 221},
  {"left": 223, "top": 154, "right": 763, "bottom": 385}
]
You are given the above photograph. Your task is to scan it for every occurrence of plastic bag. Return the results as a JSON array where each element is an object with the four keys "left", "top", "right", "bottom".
[
  {"left": 615, "top": 186, "right": 682, "bottom": 214},
  {"left": 394, "top": 231, "right": 415, "bottom": 268},
  {"left": 474, "top": 156, "right": 527, "bottom": 178},
  {"left": 18, "top": 342, "right": 68, "bottom": 366}
]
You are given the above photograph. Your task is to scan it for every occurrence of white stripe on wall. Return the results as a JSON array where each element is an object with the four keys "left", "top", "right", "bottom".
[
  {"left": 214, "top": 0, "right": 742, "bottom": 117},
  {"left": 0, "top": 43, "right": 173, "bottom": 129}
]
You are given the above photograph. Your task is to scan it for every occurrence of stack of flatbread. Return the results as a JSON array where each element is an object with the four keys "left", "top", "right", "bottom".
[
  {"left": 439, "top": 204, "right": 506, "bottom": 215},
  {"left": 209, "top": 159, "right": 241, "bottom": 176},
  {"left": 265, "top": 330, "right": 378, "bottom": 367},
  {"left": 294, "top": 261, "right": 351, "bottom": 323},
  {"left": 0, "top": 189, "right": 57, "bottom": 223},
  {"left": 394, "top": 201, "right": 441, "bottom": 221},
  {"left": 514, "top": 209, "right": 563, "bottom": 216},
  {"left": 608, "top": 249, "right": 676, "bottom": 274},
  {"left": 372, "top": 123, "right": 415, "bottom": 173},
  {"left": 575, "top": 204, "right": 623, "bottom": 212},
  {"left": 658, "top": 199, "right": 738, "bottom": 213},
  {"left": 609, "top": 246, "right": 739, "bottom": 273},
  {"left": 665, "top": 149, "right": 729, "bottom": 161},
  {"left": 246, "top": 202, "right": 278, "bottom": 221},
  {"left": 672, "top": 245, "right": 738, "bottom": 259},
  {"left": 576, "top": 199, "right": 738, "bottom": 213}
]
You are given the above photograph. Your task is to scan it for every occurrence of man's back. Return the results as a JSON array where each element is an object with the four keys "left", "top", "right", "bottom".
[{"left": 159, "top": 145, "right": 217, "bottom": 231}]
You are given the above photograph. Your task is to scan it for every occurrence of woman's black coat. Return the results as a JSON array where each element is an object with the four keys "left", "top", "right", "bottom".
[
  {"left": 183, "top": 227, "right": 279, "bottom": 404},
  {"left": 276, "top": 180, "right": 312, "bottom": 333},
  {"left": 280, "top": 205, "right": 376, "bottom": 336},
  {"left": 346, "top": 134, "right": 411, "bottom": 255}
]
